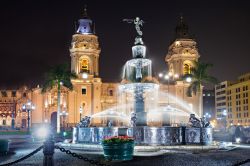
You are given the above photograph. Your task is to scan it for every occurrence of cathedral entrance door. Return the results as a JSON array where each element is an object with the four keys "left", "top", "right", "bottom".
[{"left": 51, "top": 112, "right": 57, "bottom": 132}]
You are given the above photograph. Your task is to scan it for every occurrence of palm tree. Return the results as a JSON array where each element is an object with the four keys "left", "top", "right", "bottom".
[
  {"left": 42, "top": 64, "right": 77, "bottom": 133},
  {"left": 186, "top": 61, "right": 218, "bottom": 97}
]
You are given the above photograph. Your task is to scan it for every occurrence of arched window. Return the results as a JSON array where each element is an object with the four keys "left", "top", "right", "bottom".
[
  {"left": 80, "top": 58, "right": 89, "bottom": 73},
  {"left": 183, "top": 64, "right": 191, "bottom": 75}
]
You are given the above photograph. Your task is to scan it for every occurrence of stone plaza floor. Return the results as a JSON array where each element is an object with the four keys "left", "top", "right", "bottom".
[{"left": 1, "top": 139, "right": 250, "bottom": 166}]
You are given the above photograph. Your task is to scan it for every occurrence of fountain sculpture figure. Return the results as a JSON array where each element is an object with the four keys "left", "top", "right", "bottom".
[
  {"left": 201, "top": 116, "right": 211, "bottom": 128},
  {"left": 107, "top": 120, "right": 113, "bottom": 127},
  {"left": 130, "top": 112, "right": 137, "bottom": 127},
  {"left": 189, "top": 114, "right": 201, "bottom": 128},
  {"left": 77, "top": 116, "right": 91, "bottom": 127}
]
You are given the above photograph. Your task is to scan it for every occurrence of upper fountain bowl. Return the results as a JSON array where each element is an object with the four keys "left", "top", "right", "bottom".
[{"left": 132, "top": 45, "right": 146, "bottom": 58}]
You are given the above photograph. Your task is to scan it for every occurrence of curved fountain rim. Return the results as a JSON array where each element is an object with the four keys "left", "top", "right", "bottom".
[
  {"left": 126, "top": 58, "right": 151, "bottom": 67},
  {"left": 119, "top": 82, "right": 159, "bottom": 91}
]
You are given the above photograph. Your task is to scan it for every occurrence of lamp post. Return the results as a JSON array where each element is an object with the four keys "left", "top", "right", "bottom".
[
  {"left": 222, "top": 109, "right": 227, "bottom": 130},
  {"left": 11, "top": 107, "right": 15, "bottom": 129},
  {"left": 183, "top": 76, "right": 192, "bottom": 99},
  {"left": 162, "top": 72, "right": 179, "bottom": 106},
  {"left": 22, "top": 100, "right": 35, "bottom": 132},
  {"left": 164, "top": 74, "right": 170, "bottom": 106},
  {"left": 204, "top": 112, "right": 212, "bottom": 119},
  {"left": 60, "top": 110, "right": 68, "bottom": 132},
  {"left": 79, "top": 106, "right": 83, "bottom": 121}
]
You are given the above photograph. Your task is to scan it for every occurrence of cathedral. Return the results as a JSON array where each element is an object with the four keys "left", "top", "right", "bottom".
[{"left": 0, "top": 10, "right": 202, "bottom": 129}]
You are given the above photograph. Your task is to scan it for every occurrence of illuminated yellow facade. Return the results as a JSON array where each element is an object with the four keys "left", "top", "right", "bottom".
[{"left": 226, "top": 73, "right": 250, "bottom": 127}]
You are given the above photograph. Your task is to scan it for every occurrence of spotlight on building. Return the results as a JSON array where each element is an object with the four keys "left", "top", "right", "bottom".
[{"left": 158, "top": 73, "right": 163, "bottom": 78}]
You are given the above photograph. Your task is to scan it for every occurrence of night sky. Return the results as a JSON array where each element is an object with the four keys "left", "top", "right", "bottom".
[{"left": 0, "top": 0, "right": 250, "bottom": 89}]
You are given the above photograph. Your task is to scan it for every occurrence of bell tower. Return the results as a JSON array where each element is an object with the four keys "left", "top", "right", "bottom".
[
  {"left": 68, "top": 7, "right": 102, "bottom": 123},
  {"left": 70, "top": 7, "right": 100, "bottom": 79},
  {"left": 165, "top": 16, "right": 199, "bottom": 77}
]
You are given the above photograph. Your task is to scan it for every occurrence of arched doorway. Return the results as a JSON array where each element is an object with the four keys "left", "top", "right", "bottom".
[{"left": 51, "top": 112, "right": 57, "bottom": 132}]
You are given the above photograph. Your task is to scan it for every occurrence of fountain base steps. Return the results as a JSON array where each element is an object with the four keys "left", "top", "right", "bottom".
[{"left": 58, "top": 142, "right": 220, "bottom": 156}]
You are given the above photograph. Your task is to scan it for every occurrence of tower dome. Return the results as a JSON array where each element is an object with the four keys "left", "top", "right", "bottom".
[{"left": 76, "top": 6, "right": 95, "bottom": 34}]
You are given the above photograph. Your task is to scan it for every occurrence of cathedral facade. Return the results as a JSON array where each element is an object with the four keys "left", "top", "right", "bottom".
[{"left": 0, "top": 11, "right": 202, "bottom": 129}]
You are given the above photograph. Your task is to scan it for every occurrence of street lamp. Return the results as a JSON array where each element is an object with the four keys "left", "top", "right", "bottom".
[
  {"left": 79, "top": 106, "right": 83, "bottom": 121},
  {"left": 204, "top": 112, "right": 211, "bottom": 119},
  {"left": 163, "top": 72, "right": 179, "bottom": 106},
  {"left": 158, "top": 73, "right": 163, "bottom": 78},
  {"left": 174, "top": 74, "right": 179, "bottom": 79},
  {"left": 22, "top": 100, "right": 35, "bottom": 132},
  {"left": 60, "top": 110, "right": 69, "bottom": 131},
  {"left": 82, "top": 73, "right": 88, "bottom": 79},
  {"left": 186, "top": 77, "right": 192, "bottom": 83},
  {"left": 164, "top": 74, "right": 170, "bottom": 106},
  {"left": 182, "top": 76, "right": 192, "bottom": 103},
  {"left": 223, "top": 109, "right": 227, "bottom": 116},
  {"left": 11, "top": 108, "right": 15, "bottom": 129}
]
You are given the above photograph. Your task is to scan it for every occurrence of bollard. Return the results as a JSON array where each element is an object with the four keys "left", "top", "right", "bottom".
[
  {"left": 43, "top": 130, "right": 55, "bottom": 166},
  {"left": 181, "top": 126, "right": 186, "bottom": 145}
]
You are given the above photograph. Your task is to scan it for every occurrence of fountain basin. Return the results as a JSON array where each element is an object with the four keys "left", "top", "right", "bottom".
[{"left": 73, "top": 126, "right": 213, "bottom": 145}]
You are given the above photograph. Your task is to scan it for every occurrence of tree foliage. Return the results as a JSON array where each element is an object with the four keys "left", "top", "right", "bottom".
[
  {"left": 42, "top": 64, "right": 77, "bottom": 93},
  {"left": 186, "top": 61, "right": 218, "bottom": 96}
]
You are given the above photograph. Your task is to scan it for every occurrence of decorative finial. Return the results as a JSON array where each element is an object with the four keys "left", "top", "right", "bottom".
[
  {"left": 180, "top": 13, "right": 183, "bottom": 23},
  {"left": 83, "top": 4, "right": 88, "bottom": 17}
]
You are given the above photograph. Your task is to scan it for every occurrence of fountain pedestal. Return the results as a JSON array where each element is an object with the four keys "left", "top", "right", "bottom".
[
  {"left": 162, "top": 112, "right": 171, "bottom": 126},
  {"left": 135, "top": 112, "right": 147, "bottom": 126}
]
